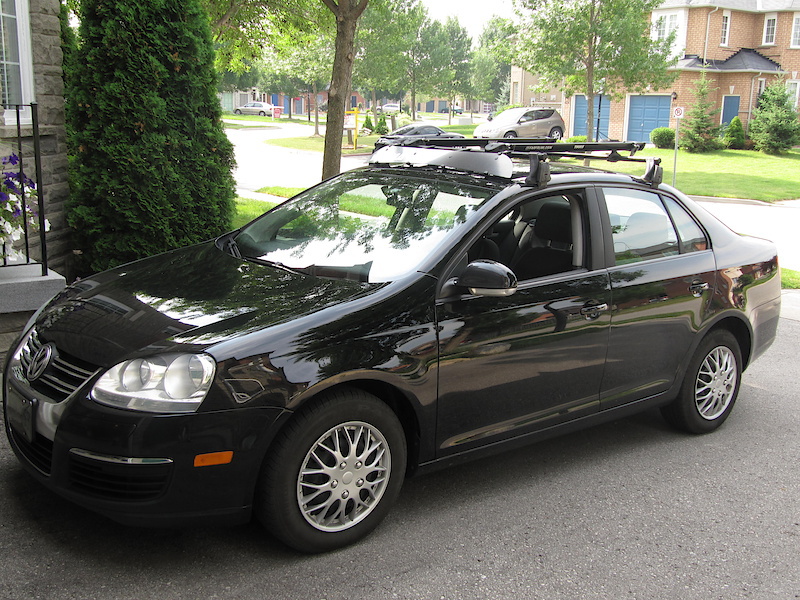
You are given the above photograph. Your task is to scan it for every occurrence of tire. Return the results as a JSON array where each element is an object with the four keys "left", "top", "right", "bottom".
[
  {"left": 234, "top": 109, "right": 242, "bottom": 115},
  {"left": 258, "top": 111, "right": 266, "bottom": 116},
  {"left": 661, "top": 330, "right": 742, "bottom": 434},
  {"left": 549, "top": 127, "right": 563, "bottom": 139},
  {"left": 256, "top": 388, "right": 407, "bottom": 553},
  {"left": 503, "top": 131, "right": 518, "bottom": 138}
]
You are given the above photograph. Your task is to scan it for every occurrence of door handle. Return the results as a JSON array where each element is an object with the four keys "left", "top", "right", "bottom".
[
  {"left": 580, "top": 303, "right": 609, "bottom": 319},
  {"left": 689, "top": 281, "right": 709, "bottom": 297}
]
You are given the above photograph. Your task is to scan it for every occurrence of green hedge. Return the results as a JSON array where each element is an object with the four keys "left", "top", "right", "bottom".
[{"left": 66, "top": 0, "right": 235, "bottom": 274}]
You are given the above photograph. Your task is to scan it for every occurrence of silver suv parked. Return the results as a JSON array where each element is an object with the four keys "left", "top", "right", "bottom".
[{"left": 474, "top": 106, "right": 565, "bottom": 139}]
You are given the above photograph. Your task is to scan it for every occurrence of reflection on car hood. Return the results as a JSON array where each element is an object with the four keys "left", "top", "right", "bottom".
[{"left": 33, "top": 242, "right": 381, "bottom": 367}]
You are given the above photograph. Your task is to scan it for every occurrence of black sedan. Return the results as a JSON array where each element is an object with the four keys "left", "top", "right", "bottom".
[
  {"left": 3, "top": 141, "right": 781, "bottom": 553},
  {"left": 373, "top": 124, "right": 465, "bottom": 151}
]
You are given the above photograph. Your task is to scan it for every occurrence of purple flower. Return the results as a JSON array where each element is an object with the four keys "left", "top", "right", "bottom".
[{"left": 2, "top": 154, "right": 20, "bottom": 166}]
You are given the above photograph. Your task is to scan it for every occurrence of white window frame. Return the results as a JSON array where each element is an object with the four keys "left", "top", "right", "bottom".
[
  {"left": 791, "top": 13, "right": 800, "bottom": 48},
  {"left": 0, "top": 0, "right": 35, "bottom": 124},
  {"left": 651, "top": 9, "right": 687, "bottom": 59},
  {"left": 720, "top": 10, "right": 731, "bottom": 47},
  {"left": 788, "top": 81, "right": 800, "bottom": 109},
  {"left": 762, "top": 13, "right": 777, "bottom": 46},
  {"left": 757, "top": 78, "right": 767, "bottom": 97}
]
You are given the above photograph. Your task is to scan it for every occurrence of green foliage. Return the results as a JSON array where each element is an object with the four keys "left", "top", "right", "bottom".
[
  {"left": 650, "top": 127, "right": 675, "bottom": 148},
  {"left": 375, "top": 114, "right": 389, "bottom": 135},
  {"left": 749, "top": 81, "right": 800, "bottom": 154},
  {"left": 680, "top": 74, "right": 722, "bottom": 153},
  {"left": 362, "top": 113, "right": 374, "bottom": 131},
  {"left": 66, "top": 0, "right": 236, "bottom": 274},
  {"left": 722, "top": 116, "right": 746, "bottom": 150},
  {"left": 566, "top": 135, "right": 588, "bottom": 143}
]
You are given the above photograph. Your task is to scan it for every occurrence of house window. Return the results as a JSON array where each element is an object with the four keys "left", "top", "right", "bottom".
[
  {"left": 763, "top": 13, "right": 777, "bottom": 45},
  {"left": 720, "top": 11, "right": 730, "bottom": 46},
  {"left": 792, "top": 13, "right": 800, "bottom": 48},
  {"left": 788, "top": 81, "right": 799, "bottom": 109},
  {"left": 0, "top": 0, "right": 34, "bottom": 123},
  {"left": 757, "top": 78, "right": 767, "bottom": 97},
  {"left": 655, "top": 13, "right": 678, "bottom": 41}
]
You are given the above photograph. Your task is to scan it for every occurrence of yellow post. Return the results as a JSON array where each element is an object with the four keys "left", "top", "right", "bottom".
[{"left": 346, "top": 108, "right": 359, "bottom": 149}]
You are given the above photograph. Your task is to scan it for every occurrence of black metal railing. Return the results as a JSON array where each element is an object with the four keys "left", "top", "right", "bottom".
[{"left": 1, "top": 103, "right": 48, "bottom": 276}]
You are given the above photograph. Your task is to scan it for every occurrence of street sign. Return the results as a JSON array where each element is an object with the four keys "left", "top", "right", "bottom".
[{"left": 673, "top": 106, "right": 685, "bottom": 119}]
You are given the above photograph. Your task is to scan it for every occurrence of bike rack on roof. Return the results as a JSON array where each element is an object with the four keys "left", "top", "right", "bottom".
[{"left": 369, "top": 137, "right": 664, "bottom": 188}]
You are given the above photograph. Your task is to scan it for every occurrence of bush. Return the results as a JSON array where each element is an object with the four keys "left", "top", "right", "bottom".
[
  {"left": 722, "top": 116, "right": 746, "bottom": 149},
  {"left": 749, "top": 81, "right": 800, "bottom": 154},
  {"left": 66, "top": 0, "right": 235, "bottom": 273},
  {"left": 362, "top": 114, "right": 374, "bottom": 132},
  {"left": 374, "top": 114, "right": 389, "bottom": 135},
  {"left": 650, "top": 127, "right": 675, "bottom": 148},
  {"left": 566, "top": 135, "right": 587, "bottom": 143},
  {"left": 681, "top": 75, "right": 722, "bottom": 153}
]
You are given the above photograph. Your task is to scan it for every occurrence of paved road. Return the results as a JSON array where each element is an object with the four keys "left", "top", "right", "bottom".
[{"left": 1, "top": 317, "right": 797, "bottom": 600}]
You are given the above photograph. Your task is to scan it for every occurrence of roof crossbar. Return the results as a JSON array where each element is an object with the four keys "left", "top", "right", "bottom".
[{"left": 381, "top": 137, "right": 662, "bottom": 186}]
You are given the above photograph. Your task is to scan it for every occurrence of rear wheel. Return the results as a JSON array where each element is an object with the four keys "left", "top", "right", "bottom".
[
  {"left": 234, "top": 109, "right": 242, "bottom": 115},
  {"left": 661, "top": 330, "right": 742, "bottom": 433},
  {"left": 549, "top": 127, "right": 563, "bottom": 139},
  {"left": 256, "top": 388, "right": 406, "bottom": 553}
]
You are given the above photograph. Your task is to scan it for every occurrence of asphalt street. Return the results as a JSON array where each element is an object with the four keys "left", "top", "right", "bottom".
[{"left": 0, "top": 318, "right": 797, "bottom": 600}]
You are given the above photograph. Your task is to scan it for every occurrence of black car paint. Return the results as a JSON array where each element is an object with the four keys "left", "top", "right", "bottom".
[{"left": 3, "top": 167, "right": 781, "bottom": 528}]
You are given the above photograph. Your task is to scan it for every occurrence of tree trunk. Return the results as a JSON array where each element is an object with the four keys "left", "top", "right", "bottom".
[
  {"left": 313, "top": 81, "right": 321, "bottom": 137},
  {"left": 321, "top": 0, "right": 368, "bottom": 181}
]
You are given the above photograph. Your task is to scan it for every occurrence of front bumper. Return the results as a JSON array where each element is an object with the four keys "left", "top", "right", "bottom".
[{"left": 3, "top": 367, "right": 288, "bottom": 527}]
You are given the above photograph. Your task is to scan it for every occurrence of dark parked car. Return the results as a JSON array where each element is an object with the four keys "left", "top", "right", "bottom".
[
  {"left": 373, "top": 124, "right": 465, "bottom": 151},
  {"left": 4, "top": 140, "right": 781, "bottom": 553}
]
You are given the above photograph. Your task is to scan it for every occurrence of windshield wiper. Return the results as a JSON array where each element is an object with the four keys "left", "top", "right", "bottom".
[{"left": 243, "top": 256, "right": 305, "bottom": 276}]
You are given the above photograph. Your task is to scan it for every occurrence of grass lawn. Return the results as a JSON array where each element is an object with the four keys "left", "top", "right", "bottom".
[
  {"left": 782, "top": 268, "right": 800, "bottom": 289},
  {"left": 571, "top": 148, "right": 800, "bottom": 202},
  {"left": 232, "top": 197, "right": 277, "bottom": 229},
  {"left": 265, "top": 134, "right": 380, "bottom": 155}
]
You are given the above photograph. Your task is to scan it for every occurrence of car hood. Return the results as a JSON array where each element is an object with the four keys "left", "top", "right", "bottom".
[{"left": 33, "top": 241, "right": 381, "bottom": 367}]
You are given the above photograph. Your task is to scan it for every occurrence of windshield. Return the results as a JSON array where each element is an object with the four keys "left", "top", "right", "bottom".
[
  {"left": 233, "top": 171, "right": 497, "bottom": 283},
  {"left": 492, "top": 109, "right": 524, "bottom": 124}
]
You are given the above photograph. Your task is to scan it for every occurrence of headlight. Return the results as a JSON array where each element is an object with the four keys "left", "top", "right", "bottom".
[{"left": 92, "top": 353, "right": 216, "bottom": 413}]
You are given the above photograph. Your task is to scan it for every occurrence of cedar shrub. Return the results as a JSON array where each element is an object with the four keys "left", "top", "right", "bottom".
[{"left": 66, "top": 0, "right": 235, "bottom": 273}]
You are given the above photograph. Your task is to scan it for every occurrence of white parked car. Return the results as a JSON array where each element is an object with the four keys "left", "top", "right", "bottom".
[{"left": 233, "top": 102, "right": 275, "bottom": 117}]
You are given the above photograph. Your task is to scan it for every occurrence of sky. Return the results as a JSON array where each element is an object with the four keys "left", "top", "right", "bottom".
[{"left": 419, "top": 0, "right": 517, "bottom": 44}]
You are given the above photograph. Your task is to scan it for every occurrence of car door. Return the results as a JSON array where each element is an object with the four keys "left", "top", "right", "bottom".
[
  {"left": 435, "top": 189, "right": 612, "bottom": 457},
  {"left": 599, "top": 186, "right": 717, "bottom": 409}
]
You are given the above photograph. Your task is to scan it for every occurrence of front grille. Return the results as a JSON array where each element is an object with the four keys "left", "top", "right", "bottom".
[
  {"left": 9, "top": 427, "right": 54, "bottom": 475},
  {"left": 68, "top": 452, "right": 173, "bottom": 502},
  {"left": 20, "top": 329, "right": 99, "bottom": 401}
]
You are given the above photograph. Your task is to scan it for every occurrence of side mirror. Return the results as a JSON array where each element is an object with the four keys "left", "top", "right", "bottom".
[
  {"left": 456, "top": 260, "right": 517, "bottom": 297},
  {"left": 487, "top": 113, "right": 494, "bottom": 121}
]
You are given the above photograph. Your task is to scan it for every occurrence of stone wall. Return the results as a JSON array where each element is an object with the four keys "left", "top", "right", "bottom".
[{"left": 0, "top": 0, "right": 69, "bottom": 277}]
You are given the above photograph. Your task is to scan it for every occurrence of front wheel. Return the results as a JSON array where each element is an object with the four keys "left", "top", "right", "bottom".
[
  {"left": 661, "top": 330, "right": 742, "bottom": 433},
  {"left": 503, "top": 131, "right": 518, "bottom": 138},
  {"left": 256, "top": 388, "right": 407, "bottom": 553},
  {"left": 258, "top": 111, "right": 266, "bottom": 116}
]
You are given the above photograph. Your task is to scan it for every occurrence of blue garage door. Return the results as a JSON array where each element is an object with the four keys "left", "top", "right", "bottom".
[
  {"left": 574, "top": 95, "right": 610, "bottom": 140},
  {"left": 721, "top": 96, "right": 740, "bottom": 126},
  {"left": 627, "top": 95, "right": 671, "bottom": 142}
]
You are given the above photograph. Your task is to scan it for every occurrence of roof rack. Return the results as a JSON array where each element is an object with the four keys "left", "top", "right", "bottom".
[{"left": 370, "top": 137, "right": 663, "bottom": 188}]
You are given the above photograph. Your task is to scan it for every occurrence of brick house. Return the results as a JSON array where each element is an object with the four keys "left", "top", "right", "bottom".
[{"left": 521, "top": 0, "right": 800, "bottom": 142}]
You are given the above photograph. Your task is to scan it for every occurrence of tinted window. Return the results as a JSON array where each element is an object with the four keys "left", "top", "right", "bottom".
[
  {"left": 604, "top": 188, "right": 678, "bottom": 264},
  {"left": 663, "top": 197, "right": 708, "bottom": 253}
]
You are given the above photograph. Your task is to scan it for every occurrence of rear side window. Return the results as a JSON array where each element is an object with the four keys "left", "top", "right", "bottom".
[
  {"left": 663, "top": 196, "right": 708, "bottom": 253},
  {"left": 603, "top": 188, "right": 678, "bottom": 264}
]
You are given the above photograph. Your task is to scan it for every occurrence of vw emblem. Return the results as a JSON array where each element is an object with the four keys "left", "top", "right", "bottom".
[{"left": 27, "top": 343, "right": 56, "bottom": 382}]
